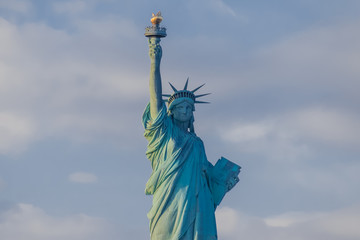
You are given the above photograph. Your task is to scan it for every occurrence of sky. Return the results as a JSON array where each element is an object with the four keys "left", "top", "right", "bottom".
[{"left": 0, "top": 0, "right": 360, "bottom": 239}]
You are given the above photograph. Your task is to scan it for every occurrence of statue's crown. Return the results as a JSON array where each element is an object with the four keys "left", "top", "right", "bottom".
[{"left": 163, "top": 78, "right": 210, "bottom": 109}]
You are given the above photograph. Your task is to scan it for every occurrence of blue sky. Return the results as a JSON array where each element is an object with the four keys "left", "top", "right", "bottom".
[{"left": 0, "top": 0, "right": 360, "bottom": 239}]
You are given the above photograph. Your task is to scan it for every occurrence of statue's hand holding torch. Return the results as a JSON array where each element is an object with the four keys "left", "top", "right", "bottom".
[
  {"left": 145, "top": 12, "right": 166, "bottom": 67},
  {"left": 149, "top": 38, "right": 162, "bottom": 66}
]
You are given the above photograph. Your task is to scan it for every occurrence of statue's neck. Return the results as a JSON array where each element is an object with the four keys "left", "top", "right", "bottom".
[{"left": 174, "top": 119, "right": 189, "bottom": 132}]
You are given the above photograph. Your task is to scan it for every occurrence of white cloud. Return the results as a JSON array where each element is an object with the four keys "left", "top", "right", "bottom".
[
  {"left": 290, "top": 160, "right": 360, "bottom": 198},
  {"left": 243, "top": 19, "right": 360, "bottom": 98},
  {"left": 218, "top": 118, "right": 310, "bottom": 162},
  {"left": 0, "top": 177, "right": 5, "bottom": 190},
  {"left": 216, "top": 205, "right": 360, "bottom": 240},
  {"left": 185, "top": 0, "right": 243, "bottom": 27},
  {"left": 0, "top": 203, "right": 112, "bottom": 240},
  {"left": 50, "top": 113, "right": 125, "bottom": 144},
  {"left": 289, "top": 107, "right": 360, "bottom": 148},
  {"left": 74, "top": 17, "right": 139, "bottom": 39},
  {"left": 219, "top": 106, "right": 360, "bottom": 161},
  {"left": 264, "top": 211, "right": 326, "bottom": 227},
  {"left": 221, "top": 122, "right": 270, "bottom": 142},
  {"left": 52, "top": 0, "right": 88, "bottom": 15},
  {"left": 0, "top": 15, "right": 146, "bottom": 154},
  {"left": 216, "top": 207, "right": 241, "bottom": 235},
  {"left": 216, "top": 207, "right": 268, "bottom": 240},
  {"left": 68, "top": 172, "right": 98, "bottom": 183},
  {"left": 219, "top": 108, "right": 360, "bottom": 201},
  {"left": 0, "top": 112, "right": 35, "bottom": 154},
  {"left": 0, "top": 0, "right": 32, "bottom": 13},
  {"left": 210, "top": 0, "right": 237, "bottom": 17}
]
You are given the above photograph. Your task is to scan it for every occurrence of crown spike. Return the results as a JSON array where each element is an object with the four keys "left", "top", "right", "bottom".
[
  {"left": 184, "top": 77, "right": 189, "bottom": 90},
  {"left": 194, "top": 100, "right": 210, "bottom": 104},
  {"left": 195, "top": 93, "right": 211, "bottom": 98},
  {"left": 167, "top": 80, "right": 210, "bottom": 108},
  {"left": 168, "top": 82, "right": 178, "bottom": 92},
  {"left": 191, "top": 83, "right": 205, "bottom": 93}
]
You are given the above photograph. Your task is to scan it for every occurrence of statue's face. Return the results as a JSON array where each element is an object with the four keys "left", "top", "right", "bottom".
[{"left": 172, "top": 101, "right": 193, "bottom": 122}]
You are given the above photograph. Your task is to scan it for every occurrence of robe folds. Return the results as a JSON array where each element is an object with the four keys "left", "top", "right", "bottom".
[{"left": 143, "top": 103, "right": 217, "bottom": 240}]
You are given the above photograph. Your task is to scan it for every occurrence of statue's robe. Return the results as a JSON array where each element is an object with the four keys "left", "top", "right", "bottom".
[{"left": 143, "top": 103, "right": 217, "bottom": 240}]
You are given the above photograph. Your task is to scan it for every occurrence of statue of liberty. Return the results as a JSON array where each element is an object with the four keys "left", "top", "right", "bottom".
[{"left": 142, "top": 12, "right": 241, "bottom": 240}]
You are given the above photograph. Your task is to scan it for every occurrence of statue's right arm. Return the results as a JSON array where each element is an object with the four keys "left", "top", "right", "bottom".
[{"left": 148, "top": 38, "right": 163, "bottom": 119}]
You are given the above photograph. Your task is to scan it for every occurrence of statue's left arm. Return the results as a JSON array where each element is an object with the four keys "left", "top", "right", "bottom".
[{"left": 206, "top": 157, "right": 241, "bottom": 207}]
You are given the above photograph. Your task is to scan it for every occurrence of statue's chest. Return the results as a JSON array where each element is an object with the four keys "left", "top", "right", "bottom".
[{"left": 169, "top": 131, "right": 202, "bottom": 156}]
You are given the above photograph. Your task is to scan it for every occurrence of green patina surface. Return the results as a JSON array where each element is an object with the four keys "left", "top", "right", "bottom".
[{"left": 143, "top": 12, "right": 240, "bottom": 240}]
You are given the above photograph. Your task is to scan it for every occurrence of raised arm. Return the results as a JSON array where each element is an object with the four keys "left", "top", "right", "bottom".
[{"left": 148, "top": 38, "right": 163, "bottom": 119}]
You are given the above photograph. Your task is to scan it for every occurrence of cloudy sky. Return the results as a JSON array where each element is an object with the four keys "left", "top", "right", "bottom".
[{"left": 0, "top": 0, "right": 360, "bottom": 239}]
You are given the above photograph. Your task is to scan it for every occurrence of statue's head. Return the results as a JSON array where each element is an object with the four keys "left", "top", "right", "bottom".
[
  {"left": 169, "top": 99, "right": 194, "bottom": 122},
  {"left": 168, "top": 99, "right": 195, "bottom": 133},
  {"left": 164, "top": 78, "right": 210, "bottom": 133}
]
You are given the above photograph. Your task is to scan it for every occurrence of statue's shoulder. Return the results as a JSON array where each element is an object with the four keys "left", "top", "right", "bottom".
[{"left": 189, "top": 132, "right": 204, "bottom": 145}]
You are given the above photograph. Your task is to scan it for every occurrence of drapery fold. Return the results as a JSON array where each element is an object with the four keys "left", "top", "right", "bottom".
[{"left": 143, "top": 103, "right": 217, "bottom": 240}]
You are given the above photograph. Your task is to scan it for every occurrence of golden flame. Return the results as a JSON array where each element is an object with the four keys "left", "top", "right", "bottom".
[{"left": 151, "top": 12, "right": 163, "bottom": 25}]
